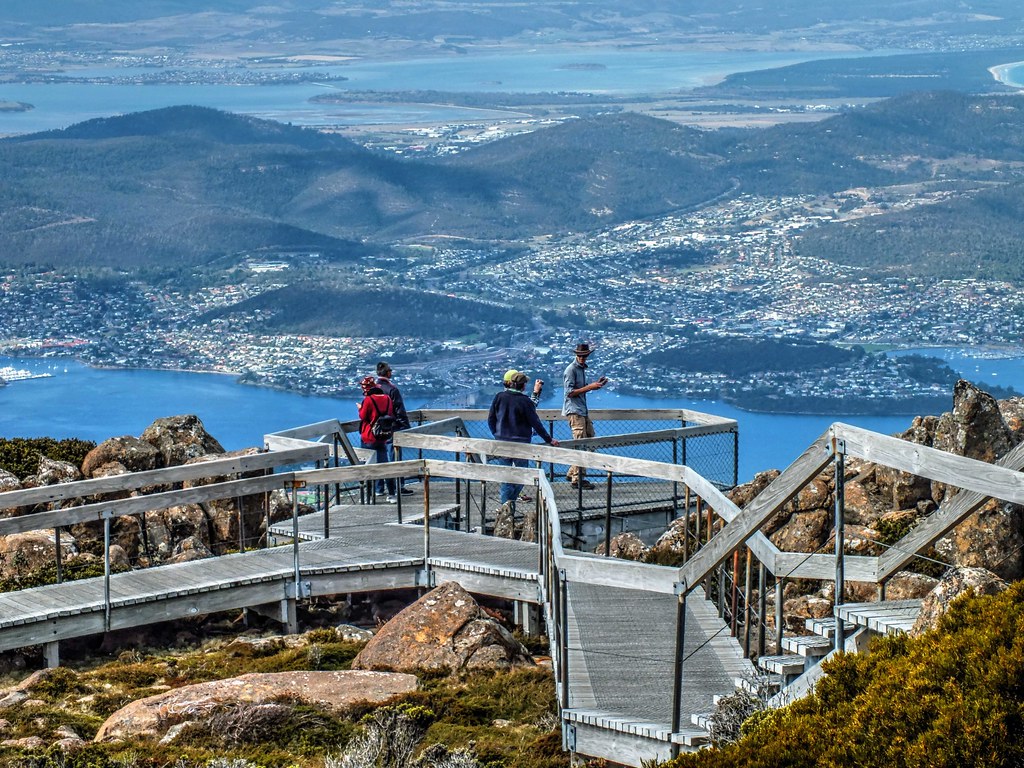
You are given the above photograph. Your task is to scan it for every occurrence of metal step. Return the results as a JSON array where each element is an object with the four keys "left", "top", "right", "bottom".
[
  {"left": 782, "top": 633, "right": 833, "bottom": 658},
  {"left": 691, "top": 712, "right": 714, "bottom": 731},
  {"left": 757, "top": 654, "right": 806, "bottom": 676},
  {"left": 671, "top": 727, "right": 711, "bottom": 747},
  {"left": 805, "top": 616, "right": 837, "bottom": 639},
  {"left": 734, "top": 674, "right": 781, "bottom": 696}
]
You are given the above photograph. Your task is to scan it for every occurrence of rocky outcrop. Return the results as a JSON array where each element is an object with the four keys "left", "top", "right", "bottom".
[
  {"left": 0, "top": 531, "right": 76, "bottom": 578},
  {"left": 0, "top": 471, "right": 22, "bottom": 519},
  {"left": 352, "top": 582, "right": 534, "bottom": 673},
  {"left": 23, "top": 456, "right": 82, "bottom": 488},
  {"left": 81, "top": 436, "right": 162, "bottom": 478},
  {"left": 694, "top": 381, "right": 1024, "bottom": 637},
  {"left": 910, "top": 566, "right": 1007, "bottom": 637},
  {"left": 140, "top": 414, "right": 224, "bottom": 468},
  {"left": 595, "top": 532, "right": 649, "bottom": 560},
  {"left": 94, "top": 670, "right": 418, "bottom": 743}
]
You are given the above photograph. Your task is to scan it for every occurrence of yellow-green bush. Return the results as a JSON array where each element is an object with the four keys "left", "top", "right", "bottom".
[{"left": 668, "top": 581, "right": 1024, "bottom": 768}]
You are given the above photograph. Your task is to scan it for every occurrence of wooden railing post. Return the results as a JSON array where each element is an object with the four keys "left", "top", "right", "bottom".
[{"left": 834, "top": 439, "right": 846, "bottom": 651}]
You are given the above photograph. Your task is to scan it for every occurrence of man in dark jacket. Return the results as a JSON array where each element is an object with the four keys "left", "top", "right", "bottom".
[
  {"left": 488, "top": 369, "right": 559, "bottom": 513},
  {"left": 376, "top": 361, "right": 414, "bottom": 496}
]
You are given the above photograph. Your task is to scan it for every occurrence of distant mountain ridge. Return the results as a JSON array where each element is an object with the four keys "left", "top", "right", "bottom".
[{"left": 3, "top": 93, "right": 1024, "bottom": 275}]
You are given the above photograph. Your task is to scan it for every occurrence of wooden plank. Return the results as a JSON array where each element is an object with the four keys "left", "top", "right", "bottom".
[
  {"left": 834, "top": 423, "right": 1024, "bottom": 505},
  {"left": 560, "top": 556, "right": 679, "bottom": 595},
  {"left": 0, "top": 472, "right": 293, "bottom": 536},
  {"left": 566, "top": 717, "right": 675, "bottom": 766},
  {"left": 877, "top": 440, "right": 1024, "bottom": 580},
  {"left": 265, "top": 420, "right": 343, "bottom": 441},
  {"left": 431, "top": 568, "right": 540, "bottom": 602},
  {"left": 0, "top": 445, "right": 326, "bottom": 512},
  {"left": 401, "top": 417, "right": 469, "bottom": 437},
  {"left": 772, "top": 549, "right": 878, "bottom": 582},
  {"left": 678, "top": 434, "right": 833, "bottom": 593}
]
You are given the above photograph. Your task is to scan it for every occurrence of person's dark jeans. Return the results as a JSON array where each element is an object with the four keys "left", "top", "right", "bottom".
[
  {"left": 385, "top": 438, "right": 405, "bottom": 489},
  {"left": 496, "top": 456, "right": 529, "bottom": 512},
  {"left": 362, "top": 441, "right": 396, "bottom": 496}
]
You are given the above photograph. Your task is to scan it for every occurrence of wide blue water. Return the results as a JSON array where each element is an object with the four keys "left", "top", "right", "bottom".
[
  {"left": 0, "top": 49, "right": 859, "bottom": 135},
  {"left": 2, "top": 348, "right": 1014, "bottom": 482}
]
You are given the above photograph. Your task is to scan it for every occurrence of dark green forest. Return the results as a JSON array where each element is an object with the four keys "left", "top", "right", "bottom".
[{"left": 200, "top": 283, "right": 511, "bottom": 339}]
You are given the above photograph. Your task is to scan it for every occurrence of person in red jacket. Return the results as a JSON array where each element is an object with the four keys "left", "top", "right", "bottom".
[{"left": 358, "top": 375, "right": 397, "bottom": 502}]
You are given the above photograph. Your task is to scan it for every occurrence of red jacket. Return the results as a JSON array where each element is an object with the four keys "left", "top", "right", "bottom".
[{"left": 358, "top": 392, "right": 394, "bottom": 446}]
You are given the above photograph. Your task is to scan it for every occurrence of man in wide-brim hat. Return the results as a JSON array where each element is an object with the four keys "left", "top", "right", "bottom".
[{"left": 561, "top": 341, "right": 608, "bottom": 489}]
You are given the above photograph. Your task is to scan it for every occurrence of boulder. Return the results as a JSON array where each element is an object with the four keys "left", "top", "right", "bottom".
[
  {"left": 493, "top": 502, "right": 515, "bottom": 540},
  {"left": 140, "top": 415, "right": 224, "bottom": 468},
  {"left": 0, "top": 470, "right": 23, "bottom": 519},
  {"left": 166, "top": 536, "right": 215, "bottom": 564},
  {"left": 352, "top": 582, "right": 533, "bottom": 673},
  {"left": 910, "top": 566, "right": 1006, "bottom": 637},
  {"left": 142, "top": 504, "right": 212, "bottom": 559},
  {"left": 33, "top": 456, "right": 82, "bottom": 487},
  {"left": 769, "top": 509, "right": 830, "bottom": 553},
  {"left": 0, "top": 531, "right": 76, "bottom": 578},
  {"left": 934, "top": 500, "right": 1024, "bottom": 581},
  {"left": 182, "top": 448, "right": 264, "bottom": 549},
  {"left": 81, "top": 436, "right": 163, "bottom": 478},
  {"left": 94, "top": 670, "right": 417, "bottom": 742},
  {"left": 651, "top": 515, "right": 690, "bottom": 556},
  {"left": 884, "top": 571, "right": 940, "bottom": 600},
  {"left": 595, "top": 532, "right": 649, "bottom": 560}
]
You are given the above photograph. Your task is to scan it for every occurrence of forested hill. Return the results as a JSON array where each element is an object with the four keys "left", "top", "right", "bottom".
[{"left": 4, "top": 93, "right": 1024, "bottom": 274}]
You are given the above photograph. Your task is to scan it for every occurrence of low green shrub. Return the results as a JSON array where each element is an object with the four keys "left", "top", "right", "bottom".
[{"left": 0, "top": 437, "right": 95, "bottom": 479}]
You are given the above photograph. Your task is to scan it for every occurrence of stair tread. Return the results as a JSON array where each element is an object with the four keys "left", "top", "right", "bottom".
[
  {"left": 782, "top": 634, "right": 834, "bottom": 657},
  {"left": 758, "top": 654, "right": 806, "bottom": 674},
  {"left": 734, "top": 674, "right": 781, "bottom": 694}
]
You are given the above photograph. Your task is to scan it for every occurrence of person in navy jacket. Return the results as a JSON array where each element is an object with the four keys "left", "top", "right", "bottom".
[{"left": 487, "top": 369, "right": 559, "bottom": 513}]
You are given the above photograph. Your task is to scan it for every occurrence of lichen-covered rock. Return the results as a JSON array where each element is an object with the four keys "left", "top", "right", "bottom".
[
  {"left": 94, "top": 670, "right": 417, "bottom": 742},
  {"left": 166, "top": 536, "right": 214, "bottom": 564},
  {"left": 910, "top": 566, "right": 1006, "bottom": 637},
  {"left": 142, "top": 504, "right": 211, "bottom": 558},
  {"left": 0, "top": 470, "right": 23, "bottom": 519},
  {"left": 651, "top": 515, "right": 690, "bottom": 556},
  {"left": 352, "top": 582, "right": 533, "bottom": 673},
  {"left": 34, "top": 456, "right": 82, "bottom": 486},
  {"left": 595, "top": 532, "right": 649, "bottom": 560},
  {"left": 884, "top": 571, "right": 940, "bottom": 600},
  {"left": 0, "top": 531, "right": 76, "bottom": 578},
  {"left": 81, "top": 436, "right": 162, "bottom": 478},
  {"left": 769, "top": 509, "right": 830, "bottom": 553},
  {"left": 934, "top": 501, "right": 1024, "bottom": 581},
  {"left": 140, "top": 414, "right": 224, "bottom": 468}
]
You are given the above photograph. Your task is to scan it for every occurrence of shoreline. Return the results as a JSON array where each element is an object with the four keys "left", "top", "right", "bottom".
[{"left": 988, "top": 61, "right": 1024, "bottom": 88}]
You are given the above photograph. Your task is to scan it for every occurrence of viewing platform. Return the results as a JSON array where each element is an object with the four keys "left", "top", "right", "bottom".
[{"left": 0, "top": 406, "right": 1019, "bottom": 764}]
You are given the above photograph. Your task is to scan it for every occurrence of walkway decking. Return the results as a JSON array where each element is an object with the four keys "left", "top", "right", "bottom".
[{"left": 0, "top": 490, "right": 745, "bottom": 763}]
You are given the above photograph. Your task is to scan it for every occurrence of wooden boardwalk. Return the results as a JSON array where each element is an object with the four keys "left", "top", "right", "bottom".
[{"left": 0, "top": 487, "right": 746, "bottom": 764}]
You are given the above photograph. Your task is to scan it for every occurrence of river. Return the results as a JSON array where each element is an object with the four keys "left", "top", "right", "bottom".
[
  {"left": 1, "top": 348, "right": 1016, "bottom": 482},
  {"left": 0, "top": 49, "right": 864, "bottom": 135}
]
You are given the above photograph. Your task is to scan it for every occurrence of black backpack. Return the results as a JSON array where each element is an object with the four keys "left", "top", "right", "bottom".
[{"left": 370, "top": 399, "right": 397, "bottom": 440}]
